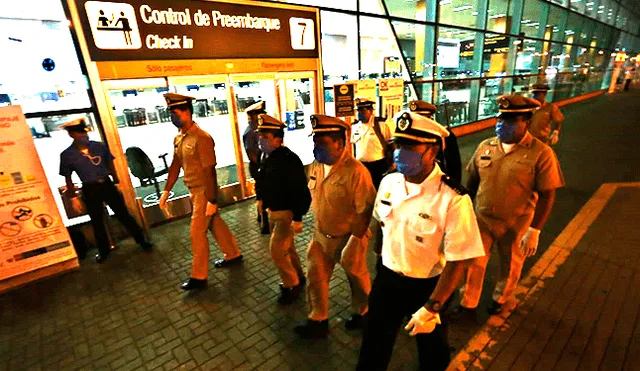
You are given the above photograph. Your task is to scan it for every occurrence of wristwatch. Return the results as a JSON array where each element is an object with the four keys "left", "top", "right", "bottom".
[{"left": 425, "top": 299, "right": 443, "bottom": 313}]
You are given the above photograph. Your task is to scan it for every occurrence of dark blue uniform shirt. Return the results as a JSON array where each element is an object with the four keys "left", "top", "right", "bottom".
[{"left": 59, "top": 141, "right": 115, "bottom": 183}]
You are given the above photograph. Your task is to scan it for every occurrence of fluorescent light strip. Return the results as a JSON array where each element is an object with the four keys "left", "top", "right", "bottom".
[{"left": 452, "top": 5, "right": 473, "bottom": 11}]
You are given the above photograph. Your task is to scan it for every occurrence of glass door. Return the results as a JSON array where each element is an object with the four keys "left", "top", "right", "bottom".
[
  {"left": 229, "top": 75, "right": 279, "bottom": 186},
  {"left": 276, "top": 72, "right": 316, "bottom": 165},
  {"left": 104, "top": 78, "right": 179, "bottom": 207}
]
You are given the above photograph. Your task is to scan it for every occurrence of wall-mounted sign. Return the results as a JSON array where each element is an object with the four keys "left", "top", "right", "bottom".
[
  {"left": 333, "top": 84, "right": 355, "bottom": 117},
  {"left": 460, "top": 35, "right": 509, "bottom": 58},
  {"left": 74, "top": 0, "right": 319, "bottom": 61},
  {"left": 0, "top": 106, "right": 78, "bottom": 283}
]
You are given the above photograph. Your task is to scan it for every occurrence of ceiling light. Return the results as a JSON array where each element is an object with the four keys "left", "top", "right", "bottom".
[
  {"left": 471, "top": 11, "right": 479, "bottom": 15},
  {"left": 453, "top": 5, "right": 473, "bottom": 11},
  {"left": 488, "top": 13, "right": 506, "bottom": 19},
  {"left": 439, "top": 0, "right": 452, "bottom": 4}
]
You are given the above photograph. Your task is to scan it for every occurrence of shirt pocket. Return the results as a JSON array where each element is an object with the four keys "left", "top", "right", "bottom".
[
  {"left": 509, "top": 159, "right": 535, "bottom": 189},
  {"left": 407, "top": 216, "right": 442, "bottom": 247},
  {"left": 184, "top": 143, "right": 196, "bottom": 157}
]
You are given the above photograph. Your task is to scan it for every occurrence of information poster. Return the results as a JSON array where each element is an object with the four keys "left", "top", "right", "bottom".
[
  {"left": 347, "top": 79, "right": 377, "bottom": 103},
  {"left": 0, "top": 106, "right": 77, "bottom": 281},
  {"left": 333, "top": 83, "right": 355, "bottom": 117},
  {"left": 379, "top": 78, "right": 404, "bottom": 130}
]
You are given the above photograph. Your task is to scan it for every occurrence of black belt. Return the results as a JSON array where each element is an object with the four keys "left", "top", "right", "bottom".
[{"left": 83, "top": 177, "right": 111, "bottom": 185}]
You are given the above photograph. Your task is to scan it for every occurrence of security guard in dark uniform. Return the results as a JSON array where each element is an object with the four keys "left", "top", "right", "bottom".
[
  {"left": 244, "top": 101, "right": 269, "bottom": 233},
  {"left": 356, "top": 111, "right": 484, "bottom": 371},
  {"left": 255, "top": 114, "right": 311, "bottom": 304},
  {"left": 409, "top": 100, "right": 462, "bottom": 182},
  {"left": 59, "top": 119, "right": 152, "bottom": 263}
]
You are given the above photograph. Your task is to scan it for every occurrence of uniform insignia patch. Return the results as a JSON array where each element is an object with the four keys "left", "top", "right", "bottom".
[
  {"left": 441, "top": 175, "right": 469, "bottom": 195},
  {"left": 418, "top": 213, "right": 431, "bottom": 219},
  {"left": 381, "top": 200, "right": 391, "bottom": 206},
  {"left": 416, "top": 236, "right": 423, "bottom": 243}
]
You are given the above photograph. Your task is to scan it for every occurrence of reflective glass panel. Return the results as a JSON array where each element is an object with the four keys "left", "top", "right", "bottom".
[
  {"left": 439, "top": 0, "right": 481, "bottom": 29},
  {"left": 482, "top": 33, "right": 510, "bottom": 76},
  {"left": 360, "top": 16, "right": 407, "bottom": 80},
  {"left": 487, "top": 0, "right": 511, "bottom": 33},
  {"left": 437, "top": 27, "right": 479, "bottom": 79},
  {"left": 521, "top": 0, "right": 546, "bottom": 39},
  {"left": 546, "top": 4, "right": 566, "bottom": 42},
  {"left": 321, "top": 11, "right": 359, "bottom": 87},
  {"left": 435, "top": 79, "right": 472, "bottom": 126}
]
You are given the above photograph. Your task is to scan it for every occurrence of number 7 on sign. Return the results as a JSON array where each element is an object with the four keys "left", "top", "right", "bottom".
[{"left": 289, "top": 17, "right": 315, "bottom": 50}]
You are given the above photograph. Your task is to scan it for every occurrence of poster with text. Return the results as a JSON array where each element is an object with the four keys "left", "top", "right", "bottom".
[
  {"left": 379, "top": 78, "right": 405, "bottom": 132},
  {"left": 0, "top": 106, "right": 77, "bottom": 281}
]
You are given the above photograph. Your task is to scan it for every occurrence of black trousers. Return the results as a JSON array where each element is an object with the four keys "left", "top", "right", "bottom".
[
  {"left": 357, "top": 263, "right": 451, "bottom": 371},
  {"left": 82, "top": 180, "right": 146, "bottom": 255},
  {"left": 362, "top": 158, "right": 389, "bottom": 190}
]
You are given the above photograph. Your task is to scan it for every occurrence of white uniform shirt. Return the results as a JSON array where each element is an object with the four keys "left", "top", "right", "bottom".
[
  {"left": 374, "top": 164, "right": 485, "bottom": 278},
  {"left": 351, "top": 115, "right": 392, "bottom": 162}
]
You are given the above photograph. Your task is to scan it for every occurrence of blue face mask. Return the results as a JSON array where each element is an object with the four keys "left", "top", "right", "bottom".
[
  {"left": 259, "top": 138, "right": 277, "bottom": 154},
  {"left": 313, "top": 145, "right": 338, "bottom": 164},
  {"left": 394, "top": 148, "right": 425, "bottom": 177},
  {"left": 170, "top": 112, "right": 183, "bottom": 128},
  {"left": 357, "top": 112, "right": 368, "bottom": 123},
  {"left": 495, "top": 120, "right": 516, "bottom": 143}
]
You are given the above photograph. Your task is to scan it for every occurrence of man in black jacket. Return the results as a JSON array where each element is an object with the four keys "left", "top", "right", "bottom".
[{"left": 256, "top": 114, "right": 312, "bottom": 305}]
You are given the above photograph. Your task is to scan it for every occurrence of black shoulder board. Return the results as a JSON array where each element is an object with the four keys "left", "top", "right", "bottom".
[
  {"left": 383, "top": 168, "right": 398, "bottom": 177},
  {"left": 441, "top": 175, "right": 469, "bottom": 195}
]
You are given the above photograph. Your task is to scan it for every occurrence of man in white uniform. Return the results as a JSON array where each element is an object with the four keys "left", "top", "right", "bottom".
[
  {"left": 351, "top": 98, "right": 393, "bottom": 189},
  {"left": 356, "top": 111, "right": 485, "bottom": 371}
]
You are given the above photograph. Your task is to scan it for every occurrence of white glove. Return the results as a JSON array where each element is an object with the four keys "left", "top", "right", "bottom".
[
  {"left": 205, "top": 202, "right": 218, "bottom": 217},
  {"left": 292, "top": 221, "right": 303, "bottom": 234},
  {"left": 520, "top": 227, "right": 541, "bottom": 257},
  {"left": 549, "top": 130, "right": 560, "bottom": 145},
  {"left": 158, "top": 191, "right": 169, "bottom": 210},
  {"left": 405, "top": 307, "right": 441, "bottom": 336}
]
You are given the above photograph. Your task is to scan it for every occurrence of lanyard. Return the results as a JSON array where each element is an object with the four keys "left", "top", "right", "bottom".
[{"left": 79, "top": 147, "right": 102, "bottom": 166}]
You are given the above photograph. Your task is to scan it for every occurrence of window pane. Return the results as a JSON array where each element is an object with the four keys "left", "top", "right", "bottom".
[
  {"left": 482, "top": 34, "right": 510, "bottom": 76},
  {"left": 515, "top": 38, "right": 547, "bottom": 74},
  {"left": 439, "top": 0, "right": 481, "bottom": 29},
  {"left": 546, "top": 4, "right": 566, "bottom": 42},
  {"left": 435, "top": 80, "right": 472, "bottom": 126},
  {"left": 605, "top": 1, "right": 617, "bottom": 25},
  {"left": 361, "top": 0, "right": 385, "bottom": 15},
  {"left": 392, "top": 21, "right": 436, "bottom": 81},
  {"left": 595, "top": 0, "right": 607, "bottom": 21},
  {"left": 564, "top": 12, "right": 584, "bottom": 44},
  {"left": 584, "top": 0, "right": 598, "bottom": 18},
  {"left": 0, "top": 17, "right": 91, "bottom": 114},
  {"left": 569, "top": 0, "right": 586, "bottom": 14},
  {"left": 479, "top": 77, "right": 509, "bottom": 119},
  {"left": 487, "top": 0, "right": 511, "bottom": 33},
  {"left": 268, "top": 0, "right": 356, "bottom": 11},
  {"left": 320, "top": 11, "right": 358, "bottom": 87},
  {"left": 383, "top": 0, "right": 436, "bottom": 20},
  {"left": 438, "top": 27, "right": 479, "bottom": 79},
  {"left": 549, "top": 0, "right": 566, "bottom": 6},
  {"left": 521, "top": 0, "right": 546, "bottom": 39},
  {"left": 360, "top": 16, "right": 407, "bottom": 80},
  {"left": 30, "top": 112, "right": 100, "bottom": 226}
]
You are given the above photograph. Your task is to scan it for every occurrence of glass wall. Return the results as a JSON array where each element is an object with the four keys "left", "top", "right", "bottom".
[{"left": 1, "top": 1, "right": 97, "bottom": 226}]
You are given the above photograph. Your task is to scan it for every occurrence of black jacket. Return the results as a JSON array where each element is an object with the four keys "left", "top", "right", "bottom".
[{"left": 256, "top": 146, "right": 311, "bottom": 222}]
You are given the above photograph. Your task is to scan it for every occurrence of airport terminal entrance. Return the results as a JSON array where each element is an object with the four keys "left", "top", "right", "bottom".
[{"left": 68, "top": 0, "right": 322, "bottom": 225}]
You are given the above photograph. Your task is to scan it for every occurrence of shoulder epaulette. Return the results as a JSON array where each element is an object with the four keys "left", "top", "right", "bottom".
[{"left": 441, "top": 175, "right": 468, "bottom": 195}]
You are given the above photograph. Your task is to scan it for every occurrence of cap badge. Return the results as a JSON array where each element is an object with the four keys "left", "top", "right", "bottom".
[
  {"left": 498, "top": 97, "right": 510, "bottom": 109},
  {"left": 311, "top": 116, "right": 318, "bottom": 128},
  {"left": 409, "top": 102, "right": 417, "bottom": 111},
  {"left": 397, "top": 113, "right": 411, "bottom": 131}
]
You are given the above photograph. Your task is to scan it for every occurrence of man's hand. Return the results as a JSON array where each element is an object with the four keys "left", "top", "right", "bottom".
[
  {"left": 292, "top": 221, "right": 303, "bottom": 234},
  {"left": 205, "top": 202, "right": 218, "bottom": 216},
  {"left": 158, "top": 191, "right": 169, "bottom": 210},
  {"left": 549, "top": 130, "right": 560, "bottom": 145},
  {"left": 405, "top": 307, "right": 441, "bottom": 336},
  {"left": 520, "top": 227, "right": 541, "bottom": 257}
]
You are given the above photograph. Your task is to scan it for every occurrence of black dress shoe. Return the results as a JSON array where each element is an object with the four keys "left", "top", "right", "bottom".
[
  {"left": 277, "top": 283, "right": 302, "bottom": 305},
  {"left": 214, "top": 255, "right": 243, "bottom": 268},
  {"left": 294, "top": 319, "right": 329, "bottom": 339},
  {"left": 181, "top": 278, "right": 207, "bottom": 291},
  {"left": 139, "top": 240, "right": 154, "bottom": 250},
  {"left": 260, "top": 225, "right": 271, "bottom": 235},
  {"left": 447, "top": 305, "right": 477, "bottom": 323},
  {"left": 487, "top": 300, "right": 504, "bottom": 315},
  {"left": 95, "top": 252, "right": 110, "bottom": 263},
  {"left": 344, "top": 314, "right": 366, "bottom": 330}
]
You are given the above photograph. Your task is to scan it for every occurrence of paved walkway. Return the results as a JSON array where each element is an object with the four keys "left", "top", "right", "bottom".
[
  {"left": 450, "top": 183, "right": 640, "bottom": 371},
  {"left": 1, "top": 89, "right": 639, "bottom": 371}
]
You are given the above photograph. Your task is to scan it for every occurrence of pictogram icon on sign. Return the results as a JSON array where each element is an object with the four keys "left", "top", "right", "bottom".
[
  {"left": 12, "top": 206, "right": 33, "bottom": 222},
  {"left": 85, "top": 1, "right": 142, "bottom": 50}
]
